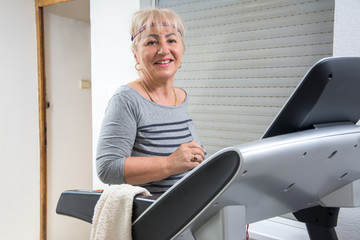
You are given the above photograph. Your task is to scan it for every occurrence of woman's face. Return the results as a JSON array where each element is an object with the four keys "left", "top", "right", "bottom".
[{"left": 134, "top": 26, "right": 183, "bottom": 84}]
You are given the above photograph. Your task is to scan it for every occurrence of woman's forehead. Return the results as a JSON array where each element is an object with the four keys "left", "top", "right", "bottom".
[
  {"left": 145, "top": 27, "right": 177, "bottom": 36},
  {"left": 139, "top": 27, "right": 180, "bottom": 41},
  {"left": 132, "top": 19, "right": 183, "bottom": 40}
]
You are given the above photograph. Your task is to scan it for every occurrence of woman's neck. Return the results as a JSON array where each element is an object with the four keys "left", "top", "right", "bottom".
[{"left": 138, "top": 77, "right": 177, "bottom": 106}]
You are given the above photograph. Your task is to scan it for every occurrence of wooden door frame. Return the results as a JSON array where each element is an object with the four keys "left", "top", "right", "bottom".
[{"left": 34, "top": 1, "right": 73, "bottom": 239}]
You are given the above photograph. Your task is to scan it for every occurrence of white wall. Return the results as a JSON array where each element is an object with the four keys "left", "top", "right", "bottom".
[
  {"left": 0, "top": 0, "right": 40, "bottom": 239},
  {"left": 333, "top": 1, "right": 360, "bottom": 239},
  {"left": 90, "top": 0, "right": 140, "bottom": 189},
  {"left": 333, "top": 0, "right": 360, "bottom": 57},
  {"left": 44, "top": 10, "right": 93, "bottom": 239}
]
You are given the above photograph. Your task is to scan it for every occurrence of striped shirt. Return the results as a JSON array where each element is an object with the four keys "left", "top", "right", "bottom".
[{"left": 96, "top": 85, "right": 201, "bottom": 194}]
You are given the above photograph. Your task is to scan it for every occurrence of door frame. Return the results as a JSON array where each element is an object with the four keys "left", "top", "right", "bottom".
[{"left": 34, "top": 1, "right": 73, "bottom": 239}]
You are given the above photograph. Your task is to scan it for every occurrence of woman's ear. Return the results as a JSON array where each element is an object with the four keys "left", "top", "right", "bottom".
[{"left": 133, "top": 52, "right": 139, "bottom": 64}]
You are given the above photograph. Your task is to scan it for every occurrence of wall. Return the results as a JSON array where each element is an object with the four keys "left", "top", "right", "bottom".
[
  {"left": 333, "top": 0, "right": 360, "bottom": 56},
  {"left": 44, "top": 10, "right": 93, "bottom": 239},
  {"left": 90, "top": 0, "right": 140, "bottom": 189},
  {"left": 0, "top": 0, "right": 40, "bottom": 239},
  {"left": 333, "top": 0, "right": 360, "bottom": 239}
]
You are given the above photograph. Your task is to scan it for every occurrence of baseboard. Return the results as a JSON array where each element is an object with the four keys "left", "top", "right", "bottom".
[{"left": 248, "top": 217, "right": 309, "bottom": 240}]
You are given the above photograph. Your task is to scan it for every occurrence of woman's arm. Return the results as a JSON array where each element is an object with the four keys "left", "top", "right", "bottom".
[
  {"left": 96, "top": 93, "right": 137, "bottom": 184},
  {"left": 124, "top": 140, "right": 205, "bottom": 185}
]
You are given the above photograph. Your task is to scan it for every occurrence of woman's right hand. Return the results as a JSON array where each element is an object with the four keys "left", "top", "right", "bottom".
[{"left": 166, "top": 140, "right": 206, "bottom": 175}]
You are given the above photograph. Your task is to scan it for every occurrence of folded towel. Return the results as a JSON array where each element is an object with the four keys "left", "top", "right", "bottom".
[{"left": 90, "top": 184, "right": 150, "bottom": 240}]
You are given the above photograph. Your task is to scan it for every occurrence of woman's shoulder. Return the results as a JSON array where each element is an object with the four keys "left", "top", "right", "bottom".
[
  {"left": 127, "top": 81, "right": 141, "bottom": 92},
  {"left": 106, "top": 85, "right": 139, "bottom": 110},
  {"left": 112, "top": 84, "right": 139, "bottom": 100}
]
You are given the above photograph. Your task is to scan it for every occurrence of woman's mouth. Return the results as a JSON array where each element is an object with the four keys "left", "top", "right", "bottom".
[{"left": 155, "top": 59, "right": 173, "bottom": 66}]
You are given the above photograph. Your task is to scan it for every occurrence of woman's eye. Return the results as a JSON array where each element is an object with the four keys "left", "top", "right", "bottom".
[
  {"left": 146, "top": 40, "right": 157, "bottom": 46},
  {"left": 168, "top": 39, "right": 177, "bottom": 43}
]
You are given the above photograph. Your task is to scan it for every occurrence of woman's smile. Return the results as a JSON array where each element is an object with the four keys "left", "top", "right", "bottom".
[{"left": 154, "top": 58, "right": 173, "bottom": 67}]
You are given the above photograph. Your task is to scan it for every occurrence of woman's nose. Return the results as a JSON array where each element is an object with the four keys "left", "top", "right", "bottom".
[{"left": 157, "top": 43, "right": 170, "bottom": 55}]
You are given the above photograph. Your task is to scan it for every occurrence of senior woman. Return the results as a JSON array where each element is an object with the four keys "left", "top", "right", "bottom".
[{"left": 96, "top": 8, "right": 205, "bottom": 194}]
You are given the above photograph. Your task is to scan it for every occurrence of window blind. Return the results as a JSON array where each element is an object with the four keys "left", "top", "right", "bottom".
[{"left": 158, "top": 0, "right": 334, "bottom": 155}]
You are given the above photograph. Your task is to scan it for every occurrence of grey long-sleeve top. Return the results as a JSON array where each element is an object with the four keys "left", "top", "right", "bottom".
[{"left": 96, "top": 85, "right": 201, "bottom": 194}]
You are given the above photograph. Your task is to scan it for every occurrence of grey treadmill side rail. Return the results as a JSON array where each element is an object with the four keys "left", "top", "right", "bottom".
[
  {"left": 56, "top": 190, "right": 157, "bottom": 223},
  {"left": 132, "top": 150, "right": 241, "bottom": 240}
]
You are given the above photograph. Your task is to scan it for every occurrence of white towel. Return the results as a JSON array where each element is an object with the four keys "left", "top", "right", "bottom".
[{"left": 90, "top": 184, "right": 151, "bottom": 240}]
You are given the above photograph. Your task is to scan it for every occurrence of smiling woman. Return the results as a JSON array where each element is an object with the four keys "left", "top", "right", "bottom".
[{"left": 96, "top": 8, "right": 206, "bottom": 195}]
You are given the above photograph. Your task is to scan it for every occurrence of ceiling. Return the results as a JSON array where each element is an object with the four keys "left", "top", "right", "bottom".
[{"left": 44, "top": 0, "right": 90, "bottom": 23}]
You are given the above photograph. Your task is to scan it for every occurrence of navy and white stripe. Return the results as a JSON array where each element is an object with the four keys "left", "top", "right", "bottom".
[{"left": 134, "top": 119, "right": 194, "bottom": 194}]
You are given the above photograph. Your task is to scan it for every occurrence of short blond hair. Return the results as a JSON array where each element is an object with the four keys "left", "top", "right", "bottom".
[{"left": 130, "top": 8, "right": 186, "bottom": 53}]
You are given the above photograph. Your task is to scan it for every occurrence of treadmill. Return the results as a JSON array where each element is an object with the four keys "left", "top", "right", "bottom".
[{"left": 57, "top": 57, "right": 360, "bottom": 240}]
